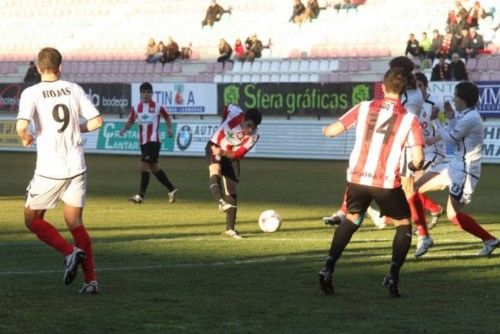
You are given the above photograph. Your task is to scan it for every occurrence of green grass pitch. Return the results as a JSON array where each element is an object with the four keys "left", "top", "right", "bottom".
[{"left": 0, "top": 152, "right": 498, "bottom": 333}]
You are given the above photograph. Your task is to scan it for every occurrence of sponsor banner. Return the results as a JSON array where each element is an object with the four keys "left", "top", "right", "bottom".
[
  {"left": 483, "top": 122, "right": 500, "bottom": 163},
  {"left": 0, "top": 120, "right": 19, "bottom": 147},
  {"left": 131, "top": 83, "right": 217, "bottom": 115},
  {"left": 0, "top": 83, "right": 131, "bottom": 115},
  {"left": 217, "top": 82, "right": 373, "bottom": 117},
  {"left": 80, "top": 83, "right": 131, "bottom": 116},
  {"left": 96, "top": 121, "right": 176, "bottom": 152},
  {"left": 174, "top": 123, "right": 219, "bottom": 153}
]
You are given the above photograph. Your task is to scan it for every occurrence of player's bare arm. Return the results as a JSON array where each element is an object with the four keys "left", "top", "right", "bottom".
[
  {"left": 322, "top": 121, "right": 346, "bottom": 138},
  {"left": 410, "top": 144, "right": 425, "bottom": 171},
  {"left": 80, "top": 115, "right": 103, "bottom": 133},
  {"left": 163, "top": 113, "right": 173, "bottom": 137},
  {"left": 119, "top": 119, "right": 134, "bottom": 136},
  {"left": 16, "top": 119, "right": 33, "bottom": 147}
]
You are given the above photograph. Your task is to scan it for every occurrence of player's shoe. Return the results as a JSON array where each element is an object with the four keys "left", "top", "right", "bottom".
[
  {"left": 80, "top": 281, "right": 99, "bottom": 294},
  {"left": 428, "top": 205, "right": 443, "bottom": 230},
  {"left": 318, "top": 267, "right": 334, "bottom": 295},
  {"left": 223, "top": 229, "right": 242, "bottom": 239},
  {"left": 367, "top": 206, "right": 386, "bottom": 229},
  {"left": 218, "top": 199, "right": 236, "bottom": 212},
  {"left": 63, "top": 247, "right": 85, "bottom": 285},
  {"left": 168, "top": 189, "right": 178, "bottom": 203},
  {"left": 478, "top": 239, "right": 500, "bottom": 256},
  {"left": 382, "top": 274, "right": 401, "bottom": 298},
  {"left": 322, "top": 214, "right": 342, "bottom": 226},
  {"left": 415, "top": 236, "right": 433, "bottom": 258},
  {"left": 129, "top": 194, "right": 144, "bottom": 204}
]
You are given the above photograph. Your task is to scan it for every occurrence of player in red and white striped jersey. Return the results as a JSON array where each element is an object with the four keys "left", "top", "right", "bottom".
[
  {"left": 318, "top": 68, "right": 425, "bottom": 297},
  {"left": 16, "top": 47, "right": 102, "bottom": 293},
  {"left": 206, "top": 104, "right": 261, "bottom": 238},
  {"left": 120, "top": 82, "right": 177, "bottom": 204}
]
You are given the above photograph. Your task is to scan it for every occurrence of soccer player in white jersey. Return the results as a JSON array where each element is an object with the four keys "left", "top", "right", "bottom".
[
  {"left": 119, "top": 82, "right": 177, "bottom": 204},
  {"left": 414, "top": 81, "right": 499, "bottom": 256},
  {"left": 206, "top": 104, "right": 261, "bottom": 238},
  {"left": 319, "top": 68, "right": 425, "bottom": 297},
  {"left": 16, "top": 47, "right": 103, "bottom": 293}
]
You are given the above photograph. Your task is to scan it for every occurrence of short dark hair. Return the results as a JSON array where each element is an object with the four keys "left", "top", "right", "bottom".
[
  {"left": 383, "top": 68, "right": 407, "bottom": 96},
  {"left": 244, "top": 108, "right": 262, "bottom": 127},
  {"left": 389, "top": 56, "right": 416, "bottom": 88},
  {"left": 37, "top": 47, "right": 62, "bottom": 73},
  {"left": 140, "top": 82, "right": 153, "bottom": 92},
  {"left": 455, "top": 81, "right": 479, "bottom": 107},
  {"left": 415, "top": 72, "right": 428, "bottom": 87}
]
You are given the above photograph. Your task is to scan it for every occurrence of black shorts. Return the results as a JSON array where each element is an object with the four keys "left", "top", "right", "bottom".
[
  {"left": 205, "top": 141, "right": 240, "bottom": 183},
  {"left": 140, "top": 142, "right": 161, "bottom": 163},
  {"left": 345, "top": 182, "right": 410, "bottom": 220}
]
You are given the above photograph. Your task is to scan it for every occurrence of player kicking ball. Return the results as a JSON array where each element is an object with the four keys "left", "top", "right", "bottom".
[{"left": 16, "top": 47, "right": 102, "bottom": 293}]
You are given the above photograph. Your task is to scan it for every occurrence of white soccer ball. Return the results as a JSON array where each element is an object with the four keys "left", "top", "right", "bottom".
[{"left": 258, "top": 210, "right": 282, "bottom": 233}]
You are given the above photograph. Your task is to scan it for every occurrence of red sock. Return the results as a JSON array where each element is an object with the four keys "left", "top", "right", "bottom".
[
  {"left": 451, "top": 212, "right": 495, "bottom": 241},
  {"left": 408, "top": 193, "right": 429, "bottom": 237},
  {"left": 29, "top": 219, "right": 74, "bottom": 256},
  {"left": 418, "top": 193, "right": 440, "bottom": 214},
  {"left": 71, "top": 225, "right": 97, "bottom": 282}
]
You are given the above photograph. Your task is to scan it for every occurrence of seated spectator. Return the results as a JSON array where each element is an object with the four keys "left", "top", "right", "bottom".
[
  {"left": 233, "top": 38, "right": 245, "bottom": 61},
  {"left": 161, "top": 37, "right": 181, "bottom": 64},
  {"left": 217, "top": 38, "right": 233, "bottom": 65},
  {"left": 181, "top": 43, "right": 193, "bottom": 59},
  {"left": 440, "top": 30, "right": 457, "bottom": 58},
  {"left": 333, "top": 0, "right": 358, "bottom": 14},
  {"left": 244, "top": 34, "right": 264, "bottom": 62},
  {"left": 468, "top": 1, "right": 486, "bottom": 28},
  {"left": 466, "top": 27, "right": 484, "bottom": 58},
  {"left": 289, "top": 0, "right": 306, "bottom": 23},
  {"left": 448, "top": 53, "right": 468, "bottom": 81},
  {"left": 23, "top": 61, "right": 41, "bottom": 84},
  {"left": 455, "top": 28, "right": 470, "bottom": 58},
  {"left": 305, "top": 0, "right": 328, "bottom": 20},
  {"left": 429, "top": 29, "right": 444, "bottom": 61},
  {"left": 431, "top": 56, "right": 451, "bottom": 81},
  {"left": 405, "top": 33, "right": 421, "bottom": 58},
  {"left": 202, "top": 0, "right": 231, "bottom": 28},
  {"left": 420, "top": 32, "right": 432, "bottom": 59},
  {"left": 145, "top": 38, "right": 163, "bottom": 63}
]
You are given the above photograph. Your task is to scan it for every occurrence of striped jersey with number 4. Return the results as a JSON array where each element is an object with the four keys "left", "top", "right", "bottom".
[
  {"left": 339, "top": 98, "right": 424, "bottom": 189},
  {"left": 17, "top": 80, "right": 100, "bottom": 179}
]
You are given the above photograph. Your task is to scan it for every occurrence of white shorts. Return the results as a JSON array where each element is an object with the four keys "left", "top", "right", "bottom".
[
  {"left": 430, "top": 164, "right": 479, "bottom": 204},
  {"left": 25, "top": 173, "right": 86, "bottom": 210},
  {"left": 423, "top": 151, "right": 446, "bottom": 171}
]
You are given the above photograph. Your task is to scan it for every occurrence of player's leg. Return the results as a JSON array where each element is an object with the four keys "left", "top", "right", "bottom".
[
  {"left": 205, "top": 141, "right": 226, "bottom": 207},
  {"left": 323, "top": 189, "right": 347, "bottom": 226},
  {"left": 150, "top": 158, "right": 177, "bottom": 203},
  {"left": 219, "top": 159, "right": 239, "bottom": 217},
  {"left": 62, "top": 173, "right": 98, "bottom": 292},
  {"left": 130, "top": 143, "right": 152, "bottom": 203},
  {"left": 319, "top": 183, "right": 369, "bottom": 295},
  {"left": 222, "top": 177, "right": 240, "bottom": 238},
  {"left": 24, "top": 175, "right": 74, "bottom": 257}
]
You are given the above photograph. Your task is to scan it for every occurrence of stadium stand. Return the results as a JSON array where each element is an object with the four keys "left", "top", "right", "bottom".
[{"left": 0, "top": 0, "right": 499, "bottom": 84}]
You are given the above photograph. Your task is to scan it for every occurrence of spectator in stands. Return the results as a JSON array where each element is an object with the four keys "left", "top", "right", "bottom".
[
  {"left": 466, "top": 27, "right": 484, "bottom": 58},
  {"left": 289, "top": 0, "right": 306, "bottom": 23},
  {"left": 233, "top": 38, "right": 245, "bottom": 61},
  {"left": 244, "top": 34, "right": 264, "bottom": 62},
  {"left": 23, "top": 61, "right": 41, "bottom": 84},
  {"left": 467, "top": 1, "right": 486, "bottom": 29},
  {"left": 305, "top": 0, "right": 328, "bottom": 21},
  {"left": 202, "top": 0, "right": 231, "bottom": 28},
  {"left": 420, "top": 32, "right": 432, "bottom": 59},
  {"left": 455, "top": 1, "right": 469, "bottom": 24},
  {"left": 440, "top": 30, "right": 457, "bottom": 59},
  {"left": 181, "top": 43, "right": 193, "bottom": 59},
  {"left": 161, "top": 37, "right": 180, "bottom": 64},
  {"left": 217, "top": 38, "right": 233, "bottom": 67},
  {"left": 333, "top": 0, "right": 358, "bottom": 14},
  {"left": 145, "top": 38, "right": 163, "bottom": 63},
  {"left": 431, "top": 56, "right": 451, "bottom": 81},
  {"left": 448, "top": 52, "right": 468, "bottom": 81},
  {"left": 456, "top": 27, "right": 470, "bottom": 58},
  {"left": 405, "top": 33, "right": 421, "bottom": 59},
  {"left": 430, "top": 29, "right": 444, "bottom": 61}
]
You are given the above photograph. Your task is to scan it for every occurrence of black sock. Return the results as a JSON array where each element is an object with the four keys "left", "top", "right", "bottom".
[
  {"left": 209, "top": 175, "right": 223, "bottom": 202},
  {"left": 139, "top": 172, "right": 150, "bottom": 198},
  {"left": 154, "top": 169, "right": 175, "bottom": 192},
  {"left": 324, "top": 219, "right": 359, "bottom": 273},
  {"left": 390, "top": 225, "right": 412, "bottom": 280},
  {"left": 225, "top": 195, "right": 237, "bottom": 231}
]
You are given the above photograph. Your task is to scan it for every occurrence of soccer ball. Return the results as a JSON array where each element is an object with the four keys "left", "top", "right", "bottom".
[{"left": 258, "top": 210, "right": 282, "bottom": 233}]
